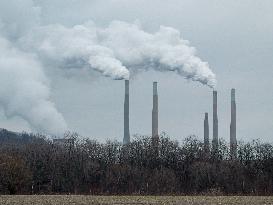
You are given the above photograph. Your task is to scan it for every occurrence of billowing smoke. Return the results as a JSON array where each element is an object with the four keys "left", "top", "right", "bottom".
[
  {"left": 0, "top": 38, "right": 67, "bottom": 135},
  {"left": 19, "top": 21, "right": 216, "bottom": 87},
  {"left": 19, "top": 23, "right": 130, "bottom": 80},
  {"left": 0, "top": 0, "right": 216, "bottom": 135}
]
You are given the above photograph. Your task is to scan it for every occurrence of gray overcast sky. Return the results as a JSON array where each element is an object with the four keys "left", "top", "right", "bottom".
[{"left": 0, "top": 0, "right": 273, "bottom": 142}]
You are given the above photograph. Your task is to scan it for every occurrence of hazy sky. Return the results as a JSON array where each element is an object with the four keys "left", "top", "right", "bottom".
[{"left": 0, "top": 0, "right": 273, "bottom": 143}]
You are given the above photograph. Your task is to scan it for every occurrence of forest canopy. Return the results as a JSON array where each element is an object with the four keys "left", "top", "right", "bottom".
[{"left": 0, "top": 129, "right": 273, "bottom": 195}]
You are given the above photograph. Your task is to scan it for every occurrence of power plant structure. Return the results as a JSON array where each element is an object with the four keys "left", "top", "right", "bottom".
[
  {"left": 122, "top": 80, "right": 238, "bottom": 159},
  {"left": 152, "top": 82, "right": 159, "bottom": 142},
  {"left": 123, "top": 80, "right": 130, "bottom": 144},
  {"left": 204, "top": 112, "right": 210, "bottom": 152},
  {"left": 212, "top": 90, "right": 218, "bottom": 151},
  {"left": 230, "top": 88, "right": 237, "bottom": 158}
]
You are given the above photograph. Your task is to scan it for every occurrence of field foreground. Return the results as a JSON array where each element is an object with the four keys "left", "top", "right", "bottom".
[{"left": 0, "top": 195, "right": 273, "bottom": 205}]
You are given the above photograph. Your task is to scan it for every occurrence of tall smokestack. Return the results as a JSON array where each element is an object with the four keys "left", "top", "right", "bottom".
[
  {"left": 152, "top": 82, "right": 159, "bottom": 140},
  {"left": 204, "top": 112, "right": 210, "bottom": 152},
  {"left": 212, "top": 90, "right": 218, "bottom": 151},
  {"left": 230, "top": 88, "right": 237, "bottom": 159},
  {"left": 123, "top": 80, "right": 130, "bottom": 144}
]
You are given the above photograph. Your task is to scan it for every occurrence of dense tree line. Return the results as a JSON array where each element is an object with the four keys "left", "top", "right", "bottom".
[{"left": 0, "top": 129, "right": 273, "bottom": 195}]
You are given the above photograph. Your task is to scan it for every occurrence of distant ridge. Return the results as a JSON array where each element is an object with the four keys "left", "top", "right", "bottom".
[{"left": 0, "top": 128, "right": 36, "bottom": 144}]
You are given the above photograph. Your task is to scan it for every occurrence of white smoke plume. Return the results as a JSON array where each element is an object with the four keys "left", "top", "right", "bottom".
[
  {"left": 19, "top": 21, "right": 216, "bottom": 87},
  {"left": 0, "top": 0, "right": 216, "bottom": 135},
  {"left": 0, "top": 38, "right": 67, "bottom": 135}
]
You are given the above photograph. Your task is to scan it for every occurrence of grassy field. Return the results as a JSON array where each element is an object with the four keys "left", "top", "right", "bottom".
[{"left": 1, "top": 195, "right": 273, "bottom": 205}]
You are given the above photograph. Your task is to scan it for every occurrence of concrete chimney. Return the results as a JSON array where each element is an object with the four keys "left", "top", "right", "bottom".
[
  {"left": 152, "top": 82, "right": 159, "bottom": 140},
  {"left": 230, "top": 88, "right": 237, "bottom": 158},
  {"left": 212, "top": 90, "right": 218, "bottom": 150},
  {"left": 123, "top": 80, "right": 130, "bottom": 144},
  {"left": 204, "top": 112, "right": 210, "bottom": 152}
]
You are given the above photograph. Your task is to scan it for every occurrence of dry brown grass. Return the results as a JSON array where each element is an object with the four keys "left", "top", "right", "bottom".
[{"left": 1, "top": 195, "right": 273, "bottom": 205}]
